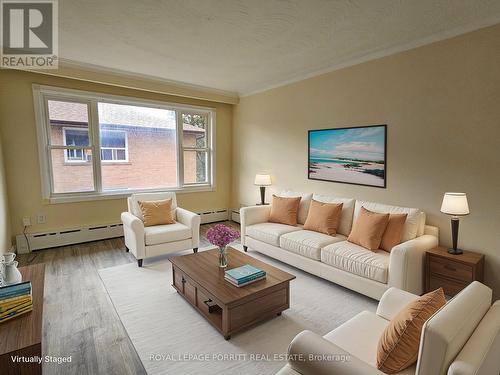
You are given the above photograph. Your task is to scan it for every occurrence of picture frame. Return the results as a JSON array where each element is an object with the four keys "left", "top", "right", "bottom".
[{"left": 308, "top": 124, "right": 387, "bottom": 188}]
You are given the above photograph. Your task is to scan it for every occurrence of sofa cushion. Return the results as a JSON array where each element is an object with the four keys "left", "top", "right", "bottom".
[
  {"left": 324, "top": 311, "right": 416, "bottom": 375},
  {"left": 138, "top": 198, "right": 175, "bottom": 227},
  {"left": 280, "top": 230, "right": 346, "bottom": 260},
  {"left": 312, "top": 194, "right": 355, "bottom": 236},
  {"left": 303, "top": 200, "right": 343, "bottom": 235},
  {"left": 321, "top": 241, "right": 390, "bottom": 283},
  {"left": 246, "top": 222, "right": 302, "bottom": 246},
  {"left": 380, "top": 213, "right": 408, "bottom": 252},
  {"left": 129, "top": 192, "right": 177, "bottom": 220},
  {"left": 269, "top": 195, "right": 301, "bottom": 226},
  {"left": 278, "top": 190, "right": 313, "bottom": 225},
  {"left": 354, "top": 201, "right": 421, "bottom": 242},
  {"left": 348, "top": 207, "right": 390, "bottom": 251},
  {"left": 144, "top": 222, "right": 191, "bottom": 246}
]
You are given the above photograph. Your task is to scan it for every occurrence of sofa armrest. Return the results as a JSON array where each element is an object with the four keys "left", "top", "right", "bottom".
[
  {"left": 287, "top": 330, "right": 385, "bottom": 375},
  {"left": 240, "top": 205, "right": 271, "bottom": 246},
  {"left": 121, "top": 212, "right": 145, "bottom": 259},
  {"left": 376, "top": 287, "right": 419, "bottom": 321},
  {"left": 388, "top": 234, "right": 438, "bottom": 295},
  {"left": 448, "top": 301, "right": 500, "bottom": 375},
  {"left": 176, "top": 207, "right": 201, "bottom": 248}
]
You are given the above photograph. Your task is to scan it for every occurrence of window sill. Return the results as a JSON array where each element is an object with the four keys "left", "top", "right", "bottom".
[{"left": 46, "top": 185, "right": 215, "bottom": 204}]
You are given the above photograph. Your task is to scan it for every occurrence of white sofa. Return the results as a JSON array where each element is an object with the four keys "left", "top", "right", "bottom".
[
  {"left": 277, "top": 281, "right": 500, "bottom": 375},
  {"left": 121, "top": 192, "right": 201, "bottom": 267},
  {"left": 240, "top": 191, "right": 439, "bottom": 299}
]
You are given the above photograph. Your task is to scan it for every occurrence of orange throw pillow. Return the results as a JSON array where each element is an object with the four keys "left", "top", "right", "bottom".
[
  {"left": 380, "top": 213, "right": 408, "bottom": 252},
  {"left": 303, "top": 200, "right": 343, "bottom": 235},
  {"left": 269, "top": 195, "right": 301, "bottom": 226},
  {"left": 138, "top": 198, "right": 175, "bottom": 227},
  {"left": 377, "top": 288, "right": 446, "bottom": 374},
  {"left": 347, "top": 207, "right": 390, "bottom": 250}
]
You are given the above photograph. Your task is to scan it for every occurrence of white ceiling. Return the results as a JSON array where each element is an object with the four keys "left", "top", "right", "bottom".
[{"left": 59, "top": 0, "right": 500, "bottom": 96}]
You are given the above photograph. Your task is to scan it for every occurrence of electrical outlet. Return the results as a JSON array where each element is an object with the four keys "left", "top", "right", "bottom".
[
  {"left": 22, "top": 216, "right": 31, "bottom": 226},
  {"left": 37, "top": 213, "right": 47, "bottom": 224}
]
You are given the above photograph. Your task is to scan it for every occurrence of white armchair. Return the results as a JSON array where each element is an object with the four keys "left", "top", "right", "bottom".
[
  {"left": 121, "top": 192, "right": 201, "bottom": 267},
  {"left": 277, "top": 282, "right": 499, "bottom": 375}
]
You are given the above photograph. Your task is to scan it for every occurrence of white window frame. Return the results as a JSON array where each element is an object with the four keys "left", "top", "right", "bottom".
[
  {"left": 99, "top": 129, "right": 128, "bottom": 163},
  {"left": 33, "top": 84, "right": 216, "bottom": 203}
]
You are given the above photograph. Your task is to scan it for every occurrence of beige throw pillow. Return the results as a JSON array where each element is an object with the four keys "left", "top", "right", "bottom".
[
  {"left": 347, "top": 207, "right": 390, "bottom": 250},
  {"left": 377, "top": 288, "right": 446, "bottom": 374},
  {"left": 303, "top": 200, "right": 343, "bottom": 236},
  {"left": 138, "top": 198, "right": 175, "bottom": 227},
  {"left": 380, "top": 213, "right": 408, "bottom": 252},
  {"left": 269, "top": 195, "right": 301, "bottom": 226}
]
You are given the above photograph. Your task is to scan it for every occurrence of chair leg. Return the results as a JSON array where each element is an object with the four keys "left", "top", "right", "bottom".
[
  {"left": 125, "top": 246, "right": 129, "bottom": 252},
  {"left": 243, "top": 246, "right": 248, "bottom": 252},
  {"left": 137, "top": 259, "right": 143, "bottom": 267},
  {"left": 193, "top": 248, "right": 198, "bottom": 253}
]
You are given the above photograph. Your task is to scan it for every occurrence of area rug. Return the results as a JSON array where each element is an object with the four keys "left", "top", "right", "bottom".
[{"left": 98, "top": 246, "right": 377, "bottom": 375}]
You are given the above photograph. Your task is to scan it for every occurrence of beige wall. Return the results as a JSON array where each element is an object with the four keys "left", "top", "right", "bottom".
[
  {"left": 0, "top": 134, "right": 12, "bottom": 255},
  {"left": 0, "top": 70, "right": 233, "bottom": 236},
  {"left": 232, "top": 24, "right": 500, "bottom": 298}
]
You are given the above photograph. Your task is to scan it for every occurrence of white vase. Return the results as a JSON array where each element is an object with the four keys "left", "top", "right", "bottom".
[{"left": 4, "top": 260, "right": 22, "bottom": 285}]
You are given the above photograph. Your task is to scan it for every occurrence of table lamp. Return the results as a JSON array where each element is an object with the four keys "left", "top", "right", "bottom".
[
  {"left": 254, "top": 174, "right": 272, "bottom": 205},
  {"left": 440, "top": 192, "right": 470, "bottom": 255}
]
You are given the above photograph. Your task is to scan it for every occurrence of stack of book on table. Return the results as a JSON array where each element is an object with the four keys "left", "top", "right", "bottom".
[
  {"left": 0, "top": 281, "right": 33, "bottom": 323},
  {"left": 225, "top": 264, "right": 266, "bottom": 287}
]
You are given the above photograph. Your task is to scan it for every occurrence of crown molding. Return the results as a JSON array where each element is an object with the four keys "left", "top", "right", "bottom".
[
  {"left": 240, "top": 17, "right": 500, "bottom": 97},
  {"left": 28, "top": 58, "right": 239, "bottom": 105}
]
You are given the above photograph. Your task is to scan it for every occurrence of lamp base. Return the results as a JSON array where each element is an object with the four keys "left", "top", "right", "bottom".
[{"left": 447, "top": 248, "right": 463, "bottom": 255}]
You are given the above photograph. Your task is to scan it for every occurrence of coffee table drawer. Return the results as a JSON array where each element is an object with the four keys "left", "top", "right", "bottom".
[
  {"left": 229, "top": 287, "right": 287, "bottom": 330},
  {"left": 173, "top": 266, "right": 184, "bottom": 292},
  {"left": 197, "top": 288, "right": 216, "bottom": 315}
]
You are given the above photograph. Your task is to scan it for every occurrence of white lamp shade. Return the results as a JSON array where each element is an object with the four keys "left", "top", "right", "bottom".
[
  {"left": 440, "top": 192, "right": 470, "bottom": 216},
  {"left": 254, "top": 174, "right": 272, "bottom": 186}
]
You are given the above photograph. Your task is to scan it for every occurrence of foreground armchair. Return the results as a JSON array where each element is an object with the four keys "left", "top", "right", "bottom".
[
  {"left": 277, "top": 282, "right": 500, "bottom": 375},
  {"left": 121, "top": 192, "right": 200, "bottom": 267}
]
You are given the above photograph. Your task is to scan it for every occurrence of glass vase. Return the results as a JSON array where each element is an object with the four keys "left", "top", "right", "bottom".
[{"left": 218, "top": 246, "right": 228, "bottom": 268}]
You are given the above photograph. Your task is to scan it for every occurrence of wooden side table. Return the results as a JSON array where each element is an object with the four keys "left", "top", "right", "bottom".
[
  {"left": 425, "top": 246, "right": 484, "bottom": 297},
  {"left": 0, "top": 263, "right": 45, "bottom": 375}
]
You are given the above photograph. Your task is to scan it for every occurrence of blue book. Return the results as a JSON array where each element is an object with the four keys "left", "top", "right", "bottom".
[
  {"left": 225, "top": 265, "right": 266, "bottom": 284},
  {"left": 0, "top": 290, "right": 31, "bottom": 300},
  {"left": 0, "top": 282, "right": 31, "bottom": 299},
  {"left": 225, "top": 272, "right": 265, "bottom": 285}
]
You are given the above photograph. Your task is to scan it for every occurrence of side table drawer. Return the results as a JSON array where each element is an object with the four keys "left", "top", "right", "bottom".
[
  {"left": 429, "top": 256, "right": 473, "bottom": 282},
  {"left": 429, "top": 274, "right": 467, "bottom": 297}
]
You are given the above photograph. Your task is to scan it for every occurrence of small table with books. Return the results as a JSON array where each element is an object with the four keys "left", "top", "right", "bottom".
[
  {"left": 170, "top": 247, "right": 295, "bottom": 340},
  {"left": 0, "top": 263, "right": 45, "bottom": 375}
]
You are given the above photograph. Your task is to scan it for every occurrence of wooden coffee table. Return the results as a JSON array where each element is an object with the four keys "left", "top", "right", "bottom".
[{"left": 170, "top": 247, "right": 295, "bottom": 340}]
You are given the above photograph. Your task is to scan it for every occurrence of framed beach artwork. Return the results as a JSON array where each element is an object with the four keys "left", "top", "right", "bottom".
[{"left": 308, "top": 124, "right": 387, "bottom": 188}]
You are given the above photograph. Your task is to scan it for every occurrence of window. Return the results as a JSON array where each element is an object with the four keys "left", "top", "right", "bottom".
[
  {"left": 100, "top": 130, "right": 127, "bottom": 162},
  {"left": 63, "top": 128, "right": 91, "bottom": 162},
  {"left": 34, "top": 85, "right": 215, "bottom": 202}
]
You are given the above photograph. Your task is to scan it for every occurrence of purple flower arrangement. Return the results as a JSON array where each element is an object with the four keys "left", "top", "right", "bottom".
[{"left": 206, "top": 224, "right": 240, "bottom": 249}]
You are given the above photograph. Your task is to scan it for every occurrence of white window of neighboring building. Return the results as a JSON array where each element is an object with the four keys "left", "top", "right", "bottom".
[
  {"left": 100, "top": 130, "right": 128, "bottom": 162},
  {"left": 63, "top": 127, "right": 91, "bottom": 162},
  {"left": 33, "top": 85, "right": 216, "bottom": 203}
]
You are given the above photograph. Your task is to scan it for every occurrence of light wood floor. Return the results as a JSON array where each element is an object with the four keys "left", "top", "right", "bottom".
[{"left": 16, "top": 221, "right": 239, "bottom": 375}]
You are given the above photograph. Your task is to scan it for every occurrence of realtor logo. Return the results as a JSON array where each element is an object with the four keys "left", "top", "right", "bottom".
[{"left": 1, "top": 0, "right": 58, "bottom": 68}]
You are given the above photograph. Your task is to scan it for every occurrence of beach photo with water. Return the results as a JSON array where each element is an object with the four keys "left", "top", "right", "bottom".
[{"left": 308, "top": 125, "right": 386, "bottom": 187}]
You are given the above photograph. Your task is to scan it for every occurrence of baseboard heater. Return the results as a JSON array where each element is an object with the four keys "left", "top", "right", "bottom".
[
  {"left": 15, "top": 209, "right": 231, "bottom": 254},
  {"left": 198, "top": 209, "right": 229, "bottom": 224},
  {"left": 16, "top": 223, "right": 124, "bottom": 254}
]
